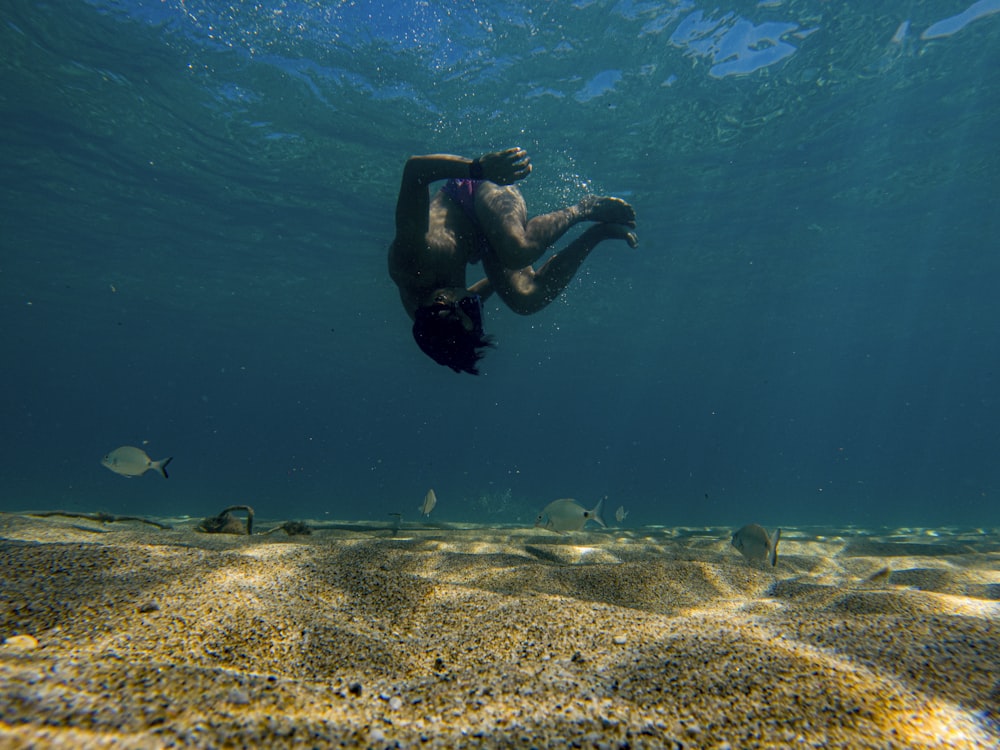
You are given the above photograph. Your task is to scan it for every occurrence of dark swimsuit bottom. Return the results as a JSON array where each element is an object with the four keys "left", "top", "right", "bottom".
[{"left": 440, "top": 178, "right": 491, "bottom": 264}]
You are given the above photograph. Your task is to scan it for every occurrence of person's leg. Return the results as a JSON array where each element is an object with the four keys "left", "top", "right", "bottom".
[
  {"left": 476, "top": 184, "right": 635, "bottom": 270},
  {"left": 486, "top": 223, "right": 638, "bottom": 315}
]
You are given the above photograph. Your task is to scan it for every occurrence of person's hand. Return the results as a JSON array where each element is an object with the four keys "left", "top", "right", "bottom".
[{"left": 477, "top": 147, "right": 532, "bottom": 185}]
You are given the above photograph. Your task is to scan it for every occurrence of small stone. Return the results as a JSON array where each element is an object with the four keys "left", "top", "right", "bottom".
[
  {"left": 612, "top": 635, "right": 627, "bottom": 645},
  {"left": 2, "top": 634, "right": 39, "bottom": 651},
  {"left": 348, "top": 682, "right": 363, "bottom": 697},
  {"left": 138, "top": 601, "right": 160, "bottom": 613},
  {"left": 389, "top": 696, "right": 403, "bottom": 710}
]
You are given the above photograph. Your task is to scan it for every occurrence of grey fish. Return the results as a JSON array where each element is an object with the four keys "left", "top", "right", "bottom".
[
  {"left": 534, "top": 497, "right": 606, "bottom": 534},
  {"left": 860, "top": 566, "right": 892, "bottom": 586},
  {"left": 420, "top": 488, "right": 437, "bottom": 517},
  {"left": 615, "top": 505, "right": 628, "bottom": 524},
  {"left": 101, "top": 446, "right": 172, "bottom": 479},
  {"left": 731, "top": 524, "right": 780, "bottom": 567}
]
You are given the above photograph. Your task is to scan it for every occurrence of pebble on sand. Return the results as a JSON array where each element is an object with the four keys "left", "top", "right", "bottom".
[{"left": 2, "top": 634, "right": 39, "bottom": 651}]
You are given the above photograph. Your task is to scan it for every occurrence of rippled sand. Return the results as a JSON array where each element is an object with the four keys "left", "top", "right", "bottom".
[{"left": 1, "top": 512, "right": 998, "bottom": 748}]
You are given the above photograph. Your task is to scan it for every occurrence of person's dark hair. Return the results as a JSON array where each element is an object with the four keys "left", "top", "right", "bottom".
[{"left": 412, "top": 299, "right": 494, "bottom": 375}]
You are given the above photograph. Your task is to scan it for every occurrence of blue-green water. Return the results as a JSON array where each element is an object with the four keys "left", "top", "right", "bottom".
[{"left": 2, "top": 0, "right": 998, "bottom": 527}]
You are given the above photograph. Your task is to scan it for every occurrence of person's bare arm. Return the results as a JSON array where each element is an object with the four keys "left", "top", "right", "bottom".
[{"left": 468, "top": 276, "right": 494, "bottom": 301}]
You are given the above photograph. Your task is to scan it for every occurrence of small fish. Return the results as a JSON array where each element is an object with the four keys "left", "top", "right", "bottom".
[
  {"left": 534, "top": 497, "right": 606, "bottom": 534},
  {"left": 101, "top": 446, "right": 172, "bottom": 479},
  {"left": 860, "top": 566, "right": 892, "bottom": 586},
  {"left": 420, "top": 488, "right": 437, "bottom": 517},
  {"left": 615, "top": 505, "right": 628, "bottom": 524},
  {"left": 731, "top": 524, "right": 780, "bottom": 567},
  {"left": 387, "top": 512, "right": 402, "bottom": 534}
]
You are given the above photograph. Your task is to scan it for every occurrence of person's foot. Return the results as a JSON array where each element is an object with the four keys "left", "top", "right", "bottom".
[
  {"left": 586, "top": 222, "right": 639, "bottom": 248},
  {"left": 579, "top": 195, "right": 636, "bottom": 226}
]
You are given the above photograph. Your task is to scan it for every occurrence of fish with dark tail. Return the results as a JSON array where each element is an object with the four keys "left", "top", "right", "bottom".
[
  {"left": 731, "top": 524, "right": 781, "bottom": 567},
  {"left": 535, "top": 497, "right": 606, "bottom": 534},
  {"left": 101, "top": 446, "right": 172, "bottom": 478}
]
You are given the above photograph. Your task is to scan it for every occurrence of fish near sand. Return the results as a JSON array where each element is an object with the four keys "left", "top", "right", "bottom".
[
  {"left": 420, "top": 489, "right": 437, "bottom": 517},
  {"left": 535, "top": 497, "right": 606, "bottom": 534},
  {"left": 860, "top": 566, "right": 892, "bottom": 587},
  {"left": 101, "top": 446, "right": 173, "bottom": 479},
  {"left": 615, "top": 505, "right": 628, "bottom": 524},
  {"left": 731, "top": 524, "right": 780, "bottom": 567},
  {"left": 387, "top": 512, "right": 403, "bottom": 534}
]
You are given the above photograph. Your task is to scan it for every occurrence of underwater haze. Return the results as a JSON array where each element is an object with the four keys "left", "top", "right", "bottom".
[{"left": 2, "top": 0, "right": 999, "bottom": 528}]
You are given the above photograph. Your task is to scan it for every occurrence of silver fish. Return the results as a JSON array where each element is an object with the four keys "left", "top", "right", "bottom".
[
  {"left": 615, "top": 505, "right": 628, "bottom": 524},
  {"left": 420, "top": 488, "right": 437, "bottom": 517},
  {"left": 860, "top": 566, "right": 891, "bottom": 587},
  {"left": 731, "top": 524, "right": 780, "bottom": 567},
  {"left": 101, "top": 446, "right": 172, "bottom": 479},
  {"left": 534, "top": 497, "right": 606, "bottom": 534}
]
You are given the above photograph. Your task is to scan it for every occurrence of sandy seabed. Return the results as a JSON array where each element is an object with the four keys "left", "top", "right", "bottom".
[{"left": 0, "top": 512, "right": 998, "bottom": 749}]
